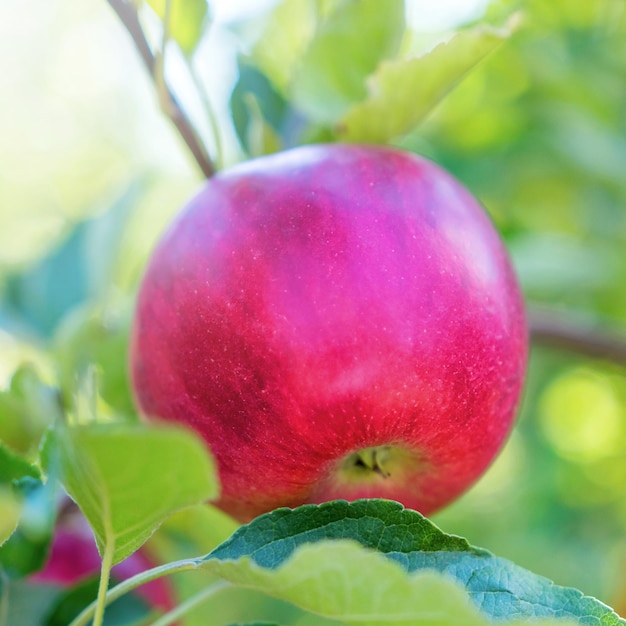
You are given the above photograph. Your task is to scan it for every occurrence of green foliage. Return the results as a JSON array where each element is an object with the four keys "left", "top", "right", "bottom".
[
  {"left": 239, "top": 93, "right": 283, "bottom": 158},
  {"left": 2, "top": 0, "right": 626, "bottom": 623},
  {"left": 0, "top": 443, "right": 42, "bottom": 547},
  {"left": 201, "top": 500, "right": 621, "bottom": 625},
  {"left": 54, "top": 300, "right": 135, "bottom": 417},
  {"left": 230, "top": 62, "right": 289, "bottom": 158},
  {"left": 2, "top": 577, "right": 154, "bottom": 626},
  {"left": 0, "top": 435, "right": 56, "bottom": 578},
  {"left": 45, "top": 576, "right": 153, "bottom": 626},
  {"left": 1, "top": 183, "right": 140, "bottom": 339},
  {"left": 236, "top": 1, "right": 519, "bottom": 149},
  {"left": 0, "top": 475, "right": 57, "bottom": 578},
  {"left": 338, "top": 20, "right": 515, "bottom": 143},
  {"left": 0, "top": 444, "right": 40, "bottom": 484},
  {"left": 250, "top": 0, "right": 317, "bottom": 95},
  {"left": 145, "top": 0, "right": 209, "bottom": 56},
  {"left": 0, "top": 488, "right": 21, "bottom": 546},
  {"left": 0, "top": 366, "right": 61, "bottom": 457},
  {"left": 229, "top": 623, "right": 282, "bottom": 626},
  {"left": 289, "top": 0, "right": 405, "bottom": 123},
  {"left": 207, "top": 541, "right": 486, "bottom": 625},
  {"left": 211, "top": 499, "right": 473, "bottom": 560},
  {"left": 415, "top": 0, "right": 626, "bottom": 605},
  {"left": 41, "top": 422, "right": 219, "bottom": 565}
]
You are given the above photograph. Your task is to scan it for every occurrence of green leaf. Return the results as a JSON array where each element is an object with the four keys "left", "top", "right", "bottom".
[
  {"left": 1, "top": 184, "right": 140, "bottom": 338},
  {"left": 230, "top": 61, "right": 292, "bottom": 156},
  {"left": 0, "top": 443, "right": 41, "bottom": 484},
  {"left": 0, "top": 365, "right": 62, "bottom": 456},
  {"left": 250, "top": 0, "right": 318, "bottom": 95},
  {"left": 0, "top": 487, "right": 21, "bottom": 546},
  {"left": 209, "top": 499, "right": 475, "bottom": 561},
  {"left": 200, "top": 500, "right": 621, "bottom": 626},
  {"left": 225, "top": 622, "right": 280, "bottom": 626},
  {"left": 207, "top": 540, "right": 486, "bottom": 625},
  {"left": 0, "top": 443, "right": 41, "bottom": 547},
  {"left": 0, "top": 477, "right": 57, "bottom": 578},
  {"left": 146, "top": 0, "right": 209, "bottom": 56},
  {"left": 338, "top": 19, "right": 517, "bottom": 143},
  {"left": 241, "top": 94, "right": 283, "bottom": 158},
  {"left": 41, "top": 422, "right": 219, "bottom": 565},
  {"left": 53, "top": 298, "right": 135, "bottom": 417},
  {"left": 290, "top": 0, "right": 405, "bottom": 123},
  {"left": 0, "top": 439, "right": 54, "bottom": 570}
]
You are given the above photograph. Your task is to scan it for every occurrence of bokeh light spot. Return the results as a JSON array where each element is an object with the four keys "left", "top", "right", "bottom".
[{"left": 539, "top": 368, "right": 624, "bottom": 462}]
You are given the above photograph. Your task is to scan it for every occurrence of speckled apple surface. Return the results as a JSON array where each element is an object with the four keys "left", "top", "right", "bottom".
[{"left": 130, "top": 144, "right": 527, "bottom": 522}]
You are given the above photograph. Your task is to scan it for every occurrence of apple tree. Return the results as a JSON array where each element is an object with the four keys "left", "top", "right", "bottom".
[{"left": 1, "top": 0, "right": 626, "bottom": 625}]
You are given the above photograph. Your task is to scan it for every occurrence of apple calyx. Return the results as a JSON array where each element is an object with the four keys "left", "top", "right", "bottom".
[{"left": 339, "top": 445, "right": 420, "bottom": 482}]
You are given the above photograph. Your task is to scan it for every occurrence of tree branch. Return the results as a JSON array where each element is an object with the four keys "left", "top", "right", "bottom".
[
  {"left": 529, "top": 307, "right": 626, "bottom": 366},
  {"left": 107, "top": 0, "right": 215, "bottom": 178}
]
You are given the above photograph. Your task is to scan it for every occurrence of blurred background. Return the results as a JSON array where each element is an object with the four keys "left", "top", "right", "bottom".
[{"left": 1, "top": 0, "right": 626, "bottom": 622}]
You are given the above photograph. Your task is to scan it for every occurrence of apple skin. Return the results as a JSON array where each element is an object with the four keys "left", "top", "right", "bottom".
[{"left": 130, "top": 144, "right": 527, "bottom": 522}]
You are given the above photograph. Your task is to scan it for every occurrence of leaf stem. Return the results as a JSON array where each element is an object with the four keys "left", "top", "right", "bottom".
[
  {"left": 67, "top": 557, "right": 202, "bottom": 626},
  {"left": 106, "top": 0, "right": 215, "bottom": 178},
  {"left": 155, "top": 0, "right": 173, "bottom": 117},
  {"left": 185, "top": 57, "right": 225, "bottom": 171},
  {"left": 92, "top": 539, "right": 115, "bottom": 626},
  {"left": 150, "top": 580, "right": 232, "bottom": 626}
]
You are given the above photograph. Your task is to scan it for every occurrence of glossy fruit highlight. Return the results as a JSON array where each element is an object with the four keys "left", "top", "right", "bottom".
[{"left": 130, "top": 144, "right": 527, "bottom": 522}]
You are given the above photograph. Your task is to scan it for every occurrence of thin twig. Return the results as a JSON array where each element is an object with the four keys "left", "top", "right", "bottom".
[
  {"left": 153, "top": 0, "right": 173, "bottom": 117},
  {"left": 106, "top": 0, "right": 215, "bottom": 178},
  {"left": 529, "top": 307, "right": 626, "bottom": 365},
  {"left": 186, "top": 57, "right": 225, "bottom": 170}
]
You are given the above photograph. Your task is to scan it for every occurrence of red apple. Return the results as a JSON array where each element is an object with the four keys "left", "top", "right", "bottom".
[{"left": 130, "top": 144, "right": 527, "bottom": 522}]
